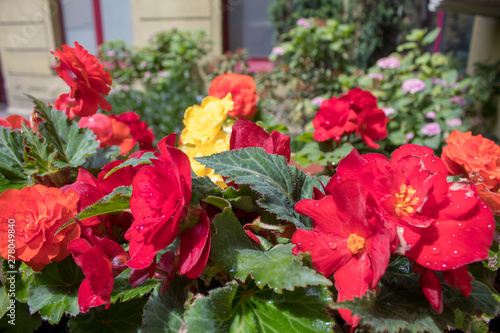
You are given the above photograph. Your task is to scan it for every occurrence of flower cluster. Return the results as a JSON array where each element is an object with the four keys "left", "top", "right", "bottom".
[
  {"left": 0, "top": 185, "right": 81, "bottom": 271},
  {"left": 442, "top": 130, "right": 500, "bottom": 214},
  {"left": 312, "top": 88, "right": 389, "bottom": 148},
  {"left": 180, "top": 94, "right": 233, "bottom": 187},
  {"left": 208, "top": 73, "right": 258, "bottom": 119},
  {"left": 53, "top": 42, "right": 113, "bottom": 118},
  {"left": 292, "top": 144, "right": 494, "bottom": 327}
]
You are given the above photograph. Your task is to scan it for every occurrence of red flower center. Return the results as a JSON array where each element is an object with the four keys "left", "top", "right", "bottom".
[
  {"left": 347, "top": 233, "right": 365, "bottom": 254},
  {"left": 394, "top": 184, "right": 420, "bottom": 216}
]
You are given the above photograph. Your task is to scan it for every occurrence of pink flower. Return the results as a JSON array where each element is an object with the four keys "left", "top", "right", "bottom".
[
  {"left": 421, "top": 122, "right": 441, "bottom": 136},
  {"left": 425, "top": 111, "right": 436, "bottom": 119},
  {"left": 381, "top": 107, "right": 395, "bottom": 116},
  {"left": 405, "top": 133, "right": 414, "bottom": 141},
  {"left": 376, "top": 57, "right": 400, "bottom": 69},
  {"left": 311, "top": 96, "right": 325, "bottom": 106},
  {"left": 296, "top": 18, "right": 311, "bottom": 28},
  {"left": 446, "top": 118, "right": 462, "bottom": 127},
  {"left": 450, "top": 96, "right": 466, "bottom": 106},
  {"left": 271, "top": 46, "right": 285, "bottom": 56},
  {"left": 402, "top": 78, "right": 426, "bottom": 94},
  {"left": 369, "top": 73, "right": 384, "bottom": 81}
]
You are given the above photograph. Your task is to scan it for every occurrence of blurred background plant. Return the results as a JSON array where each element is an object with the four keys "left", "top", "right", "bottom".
[
  {"left": 336, "top": 28, "right": 483, "bottom": 152},
  {"left": 99, "top": 29, "right": 210, "bottom": 138}
]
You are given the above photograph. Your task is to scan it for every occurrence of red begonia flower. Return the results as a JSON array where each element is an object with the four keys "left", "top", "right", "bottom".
[
  {"left": 154, "top": 251, "right": 177, "bottom": 295},
  {"left": 340, "top": 88, "right": 378, "bottom": 114},
  {"left": 97, "top": 150, "right": 159, "bottom": 194},
  {"left": 179, "top": 209, "right": 211, "bottom": 279},
  {"left": 356, "top": 107, "right": 388, "bottom": 149},
  {"left": 61, "top": 169, "right": 105, "bottom": 227},
  {"left": 110, "top": 111, "right": 155, "bottom": 151},
  {"left": 126, "top": 141, "right": 191, "bottom": 269},
  {"left": 230, "top": 119, "right": 291, "bottom": 162},
  {"left": 68, "top": 229, "right": 128, "bottom": 313},
  {"left": 129, "top": 260, "right": 156, "bottom": 289},
  {"left": 0, "top": 115, "right": 29, "bottom": 129},
  {"left": 78, "top": 113, "right": 135, "bottom": 154},
  {"left": 0, "top": 185, "right": 80, "bottom": 271},
  {"left": 52, "top": 42, "right": 112, "bottom": 118},
  {"left": 312, "top": 97, "right": 358, "bottom": 142},
  {"left": 208, "top": 73, "right": 258, "bottom": 119},
  {"left": 418, "top": 267, "right": 443, "bottom": 313},
  {"left": 333, "top": 145, "right": 495, "bottom": 271},
  {"left": 292, "top": 180, "right": 392, "bottom": 328}
]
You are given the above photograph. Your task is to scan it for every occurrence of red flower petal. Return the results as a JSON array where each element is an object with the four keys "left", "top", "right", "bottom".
[
  {"left": 419, "top": 269, "right": 443, "bottom": 313},
  {"left": 442, "top": 265, "right": 472, "bottom": 297},
  {"left": 179, "top": 210, "right": 210, "bottom": 278}
]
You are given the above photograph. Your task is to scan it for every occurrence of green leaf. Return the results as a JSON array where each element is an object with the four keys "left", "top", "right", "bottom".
[
  {"left": 22, "top": 123, "right": 57, "bottom": 176},
  {"left": 191, "top": 175, "right": 221, "bottom": 204},
  {"left": 68, "top": 298, "right": 147, "bottom": 333},
  {"left": 0, "top": 301, "right": 41, "bottom": 333},
  {"left": 110, "top": 268, "right": 161, "bottom": 303},
  {"left": 0, "top": 284, "right": 9, "bottom": 319},
  {"left": 231, "top": 244, "right": 332, "bottom": 292},
  {"left": 29, "top": 95, "right": 99, "bottom": 167},
  {"left": 103, "top": 152, "right": 157, "bottom": 179},
  {"left": 422, "top": 27, "right": 441, "bottom": 46},
  {"left": 27, "top": 256, "right": 84, "bottom": 324},
  {"left": 0, "top": 175, "right": 29, "bottom": 193},
  {"left": 0, "top": 127, "right": 27, "bottom": 181},
  {"left": 332, "top": 272, "right": 499, "bottom": 332},
  {"left": 82, "top": 146, "right": 122, "bottom": 170},
  {"left": 184, "top": 282, "right": 334, "bottom": 333},
  {"left": 77, "top": 186, "right": 132, "bottom": 220},
  {"left": 142, "top": 278, "right": 188, "bottom": 333},
  {"left": 210, "top": 207, "right": 330, "bottom": 292},
  {"left": 197, "top": 147, "right": 310, "bottom": 228}
]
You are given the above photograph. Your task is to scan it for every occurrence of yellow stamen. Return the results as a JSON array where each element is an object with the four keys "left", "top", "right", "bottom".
[{"left": 347, "top": 233, "right": 365, "bottom": 255}]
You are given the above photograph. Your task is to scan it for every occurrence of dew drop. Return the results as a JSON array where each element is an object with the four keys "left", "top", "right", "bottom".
[
  {"left": 308, "top": 240, "right": 314, "bottom": 246},
  {"left": 450, "top": 249, "right": 461, "bottom": 258},
  {"left": 431, "top": 247, "right": 440, "bottom": 255},
  {"left": 457, "top": 221, "right": 466, "bottom": 229}
]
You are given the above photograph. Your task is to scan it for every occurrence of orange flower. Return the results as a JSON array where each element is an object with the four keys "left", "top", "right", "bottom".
[
  {"left": 208, "top": 73, "right": 258, "bottom": 119},
  {"left": 79, "top": 113, "right": 135, "bottom": 154},
  {"left": 52, "top": 42, "right": 112, "bottom": 118},
  {"left": 0, "top": 185, "right": 81, "bottom": 271},
  {"left": 441, "top": 130, "right": 500, "bottom": 189}
]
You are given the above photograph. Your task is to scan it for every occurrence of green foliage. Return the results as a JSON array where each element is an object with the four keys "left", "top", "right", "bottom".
[
  {"left": 76, "top": 186, "right": 132, "bottom": 220},
  {"left": 141, "top": 278, "right": 188, "bottom": 333},
  {"left": 332, "top": 271, "right": 499, "bottom": 332},
  {"left": 262, "top": 19, "right": 354, "bottom": 131},
  {"left": 103, "top": 152, "right": 157, "bottom": 179},
  {"left": 0, "top": 127, "right": 27, "bottom": 184},
  {"left": 268, "top": 0, "right": 343, "bottom": 36},
  {"left": 184, "top": 281, "right": 334, "bottom": 333},
  {"left": 110, "top": 268, "right": 161, "bottom": 303},
  {"left": 68, "top": 298, "right": 147, "bottom": 333},
  {"left": 0, "top": 302, "right": 42, "bottom": 333},
  {"left": 102, "top": 29, "right": 210, "bottom": 139},
  {"left": 27, "top": 257, "right": 84, "bottom": 324},
  {"left": 339, "top": 28, "right": 474, "bottom": 152},
  {"left": 197, "top": 147, "right": 314, "bottom": 228}
]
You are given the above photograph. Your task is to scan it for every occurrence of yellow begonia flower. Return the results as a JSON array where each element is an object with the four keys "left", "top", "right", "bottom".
[
  {"left": 182, "top": 130, "right": 230, "bottom": 189},
  {"left": 182, "top": 94, "right": 234, "bottom": 143}
]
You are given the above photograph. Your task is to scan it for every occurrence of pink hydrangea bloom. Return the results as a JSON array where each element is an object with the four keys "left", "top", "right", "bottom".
[
  {"left": 311, "top": 96, "right": 325, "bottom": 106},
  {"left": 446, "top": 118, "right": 462, "bottom": 127},
  {"left": 450, "top": 96, "right": 466, "bottom": 106},
  {"left": 271, "top": 46, "right": 285, "bottom": 56},
  {"left": 296, "top": 18, "right": 311, "bottom": 28},
  {"left": 381, "top": 106, "right": 395, "bottom": 116},
  {"left": 405, "top": 133, "right": 414, "bottom": 141},
  {"left": 376, "top": 56, "right": 400, "bottom": 69},
  {"left": 402, "top": 78, "right": 426, "bottom": 94},
  {"left": 425, "top": 111, "right": 436, "bottom": 119},
  {"left": 369, "top": 73, "right": 384, "bottom": 80},
  {"left": 421, "top": 122, "right": 441, "bottom": 136}
]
